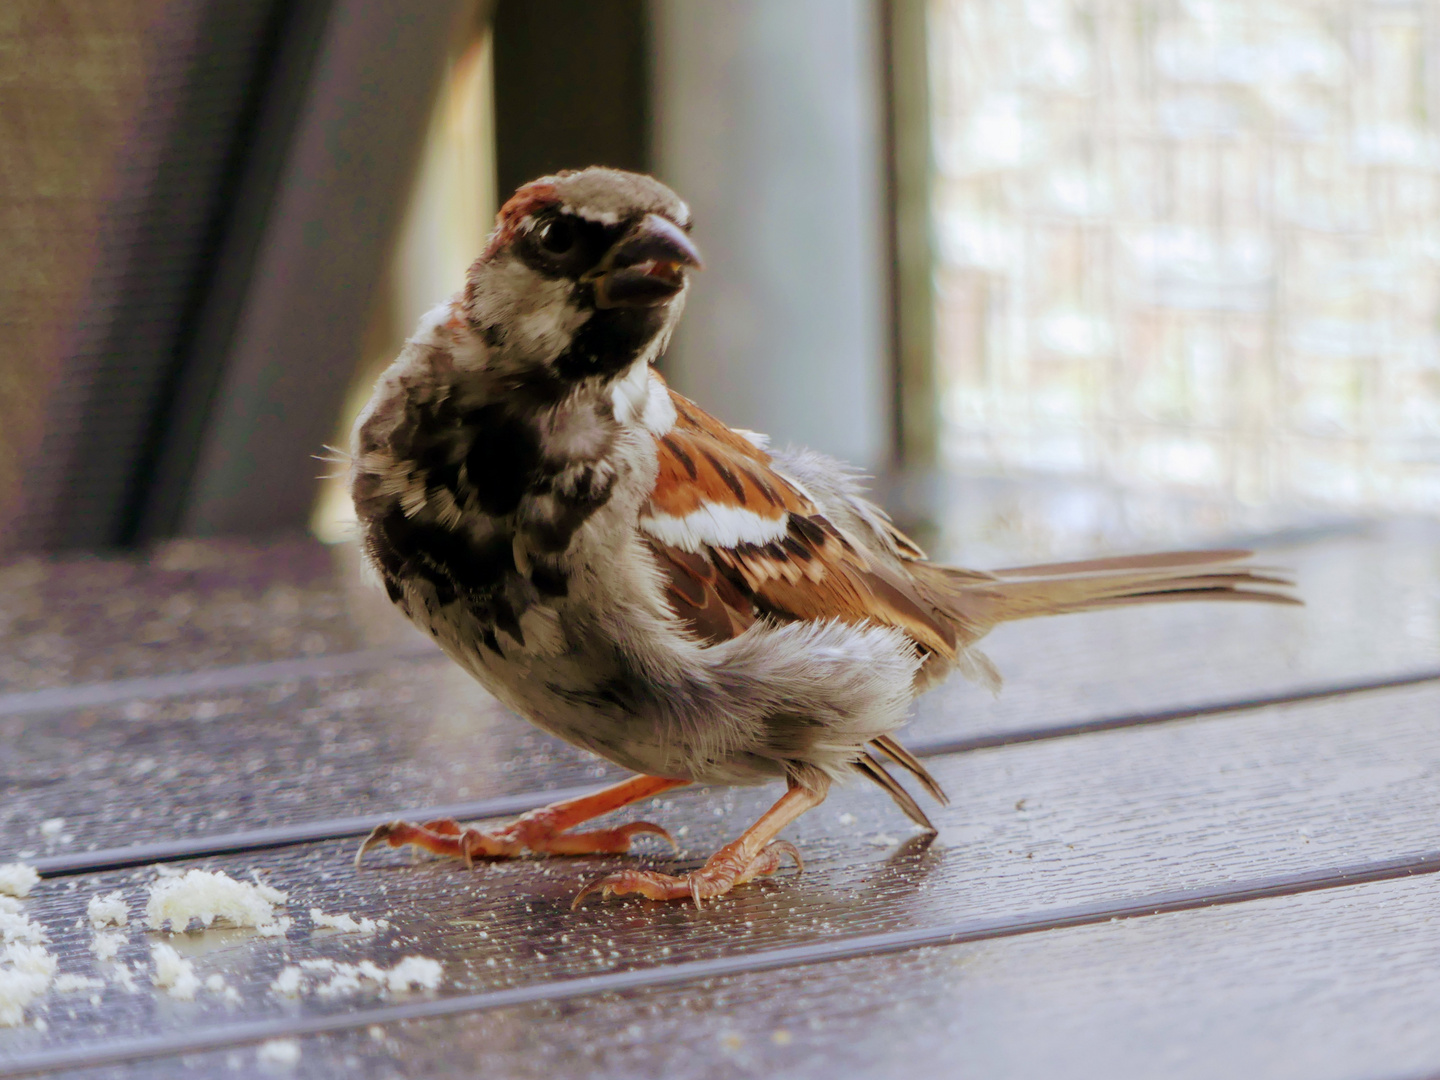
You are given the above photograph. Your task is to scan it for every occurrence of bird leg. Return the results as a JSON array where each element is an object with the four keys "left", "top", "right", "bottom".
[
  {"left": 573, "top": 774, "right": 828, "bottom": 907},
  {"left": 355, "top": 774, "right": 689, "bottom": 868}
]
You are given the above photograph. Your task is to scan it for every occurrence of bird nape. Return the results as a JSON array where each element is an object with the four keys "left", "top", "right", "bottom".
[{"left": 349, "top": 166, "right": 1299, "bottom": 907}]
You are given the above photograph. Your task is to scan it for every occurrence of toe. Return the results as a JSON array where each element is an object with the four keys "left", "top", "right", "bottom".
[
  {"left": 741, "top": 839, "right": 803, "bottom": 882},
  {"left": 571, "top": 869, "right": 689, "bottom": 908}
]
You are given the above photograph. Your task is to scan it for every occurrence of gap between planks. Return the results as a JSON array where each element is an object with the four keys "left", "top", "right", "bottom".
[
  {"left": 27, "top": 666, "right": 1440, "bottom": 878},
  {"left": 3, "top": 848, "right": 1438, "bottom": 1078}
]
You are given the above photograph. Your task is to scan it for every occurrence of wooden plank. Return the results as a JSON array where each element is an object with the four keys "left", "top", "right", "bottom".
[
  {"left": 4, "top": 526, "right": 1437, "bottom": 863},
  {"left": 43, "top": 874, "right": 1440, "bottom": 1080},
  {"left": 0, "top": 538, "right": 416, "bottom": 694},
  {"left": 0, "top": 661, "right": 605, "bottom": 864},
  {"left": 3, "top": 683, "right": 1439, "bottom": 1070}
]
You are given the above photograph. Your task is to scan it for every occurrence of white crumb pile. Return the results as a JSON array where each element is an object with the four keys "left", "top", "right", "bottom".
[
  {"left": 0, "top": 865, "right": 54, "bottom": 1027},
  {"left": 270, "top": 955, "right": 443, "bottom": 1000},
  {"left": 0, "top": 863, "right": 39, "bottom": 899},
  {"left": 309, "top": 909, "right": 389, "bottom": 934},
  {"left": 0, "top": 944, "right": 56, "bottom": 1026},
  {"left": 0, "top": 864, "right": 420, "bottom": 1023},
  {"left": 146, "top": 870, "right": 289, "bottom": 935},
  {"left": 0, "top": 904, "right": 46, "bottom": 946},
  {"left": 86, "top": 890, "right": 128, "bottom": 928}
]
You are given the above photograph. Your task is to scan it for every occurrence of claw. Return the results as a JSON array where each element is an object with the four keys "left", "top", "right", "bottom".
[
  {"left": 571, "top": 876, "right": 610, "bottom": 910},
  {"left": 355, "top": 821, "right": 402, "bottom": 869},
  {"left": 624, "top": 820, "right": 679, "bottom": 853},
  {"left": 768, "top": 840, "right": 804, "bottom": 876}
]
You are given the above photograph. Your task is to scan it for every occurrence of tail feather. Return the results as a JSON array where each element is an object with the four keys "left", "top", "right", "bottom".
[
  {"left": 918, "top": 549, "right": 1299, "bottom": 642},
  {"left": 854, "top": 751, "right": 936, "bottom": 832},
  {"left": 872, "top": 734, "right": 949, "bottom": 806}
]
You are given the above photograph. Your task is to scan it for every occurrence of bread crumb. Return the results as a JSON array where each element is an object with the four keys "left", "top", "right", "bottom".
[
  {"left": 309, "top": 909, "right": 387, "bottom": 934},
  {"left": 38, "top": 819, "right": 64, "bottom": 840},
  {"left": 52, "top": 974, "right": 104, "bottom": 993},
  {"left": 385, "top": 956, "right": 443, "bottom": 992},
  {"left": 87, "top": 891, "right": 129, "bottom": 928},
  {"left": 90, "top": 930, "right": 124, "bottom": 962},
  {"left": 268, "top": 956, "right": 442, "bottom": 999},
  {"left": 271, "top": 966, "right": 304, "bottom": 997},
  {"left": 257, "top": 1038, "right": 301, "bottom": 1066},
  {"left": 0, "top": 942, "right": 57, "bottom": 1025},
  {"left": 0, "top": 864, "right": 39, "bottom": 899},
  {"left": 150, "top": 943, "right": 200, "bottom": 1000},
  {"left": 145, "top": 870, "right": 286, "bottom": 933},
  {"left": 0, "top": 910, "right": 47, "bottom": 945},
  {"left": 254, "top": 916, "right": 293, "bottom": 938},
  {"left": 109, "top": 962, "right": 138, "bottom": 993}
]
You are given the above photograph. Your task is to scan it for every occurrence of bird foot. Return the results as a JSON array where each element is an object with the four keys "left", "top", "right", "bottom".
[
  {"left": 573, "top": 839, "right": 803, "bottom": 908},
  {"left": 355, "top": 812, "right": 676, "bottom": 869}
]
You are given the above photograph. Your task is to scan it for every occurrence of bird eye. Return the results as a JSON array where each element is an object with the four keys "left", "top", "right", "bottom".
[{"left": 537, "top": 218, "right": 575, "bottom": 255}]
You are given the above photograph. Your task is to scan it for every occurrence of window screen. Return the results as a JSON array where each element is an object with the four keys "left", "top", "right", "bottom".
[{"left": 929, "top": 1, "right": 1440, "bottom": 533}]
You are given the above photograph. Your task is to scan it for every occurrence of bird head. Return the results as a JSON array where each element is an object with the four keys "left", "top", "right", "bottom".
[{"left": 463, "top": 167, "right": 702, "bottom": 388}]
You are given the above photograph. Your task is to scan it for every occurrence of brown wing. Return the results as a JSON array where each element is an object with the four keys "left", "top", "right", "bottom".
[{"left": 641, "top": 386, "right": 957, "bottom": 659}]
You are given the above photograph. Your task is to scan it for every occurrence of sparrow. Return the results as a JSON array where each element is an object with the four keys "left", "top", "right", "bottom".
[{"left": 350, "top": 167, "right": 1297, "bottom": 906}]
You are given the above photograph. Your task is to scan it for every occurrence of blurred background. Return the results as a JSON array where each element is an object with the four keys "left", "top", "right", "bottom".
[{"left": 3, "top": 0, "right": 1438, "bottom": 565}]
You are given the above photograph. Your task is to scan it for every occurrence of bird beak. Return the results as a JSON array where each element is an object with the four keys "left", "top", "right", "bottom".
[{"left": 586, "top": 213, "right": 703, "bottom": 309}]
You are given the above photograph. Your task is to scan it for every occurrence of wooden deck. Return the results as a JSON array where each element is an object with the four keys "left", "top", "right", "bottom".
[{"left": 1, "top": 520, "right": 1439, "bottom": 1078}]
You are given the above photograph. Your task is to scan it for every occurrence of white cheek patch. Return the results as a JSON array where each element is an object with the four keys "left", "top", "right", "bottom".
[
  {"left": 639, "top": 504, "right": 790, "bottom": 553},
  {"left": 470, "top": 259, "right": 587, "bottom": 362}
]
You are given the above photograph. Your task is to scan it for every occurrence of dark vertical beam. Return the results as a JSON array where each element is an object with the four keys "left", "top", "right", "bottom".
[
  {"left": 17, "top": 0, "right": 329, "bottom": 549},
  {"left": 881, "top": 0, "right": 938, "bottom": 468},
  {"left": 130, "top": 0, "right": 337, "bottom": 543},
  {"left": 162, "top": 1, "right": 473, "bottom": 538},
  {"left": 18, "top": 0, "right": 479, "bottom": 547},
  {"left": 491, "top": 0, "right": 650, "bottom": 200}
]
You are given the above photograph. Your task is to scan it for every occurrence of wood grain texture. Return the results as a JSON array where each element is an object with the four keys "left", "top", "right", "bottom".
[
  {"left": 0, "top": 660, "right": 606, "bottom": 863},
  {"left": 4, "top": 682, "right": 1439, "bottom": 1069},
  {"left": 50, "top": 874, "right": 1440, "bottom": 1080},
  {"left": 0, "top": 537, "right": 416, "bottom": 694}
]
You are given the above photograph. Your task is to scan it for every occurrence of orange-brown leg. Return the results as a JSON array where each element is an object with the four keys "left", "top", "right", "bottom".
[
  {"left": 573, "top": 775, "right": 828, "bottom": 907},
  {"left": 355, "top": 775, "right": 689, "bottom": 868}
]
